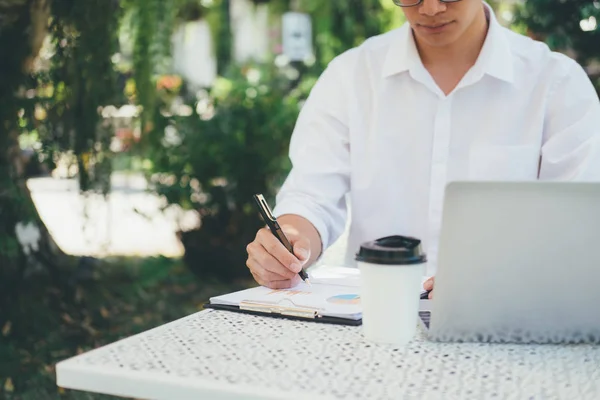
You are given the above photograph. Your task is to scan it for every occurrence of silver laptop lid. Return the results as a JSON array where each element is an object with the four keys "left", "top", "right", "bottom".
[{"left": 428, "top": 181, "right": 600, "bottom": 344}]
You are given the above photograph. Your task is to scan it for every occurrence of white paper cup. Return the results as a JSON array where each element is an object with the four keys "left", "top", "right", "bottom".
[{"left": 356, "top": 235, "right": 427, "bottom": 345}]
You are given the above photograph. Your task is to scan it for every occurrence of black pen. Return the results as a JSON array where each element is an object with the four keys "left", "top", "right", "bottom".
[{"left": 253, "top": 194, "right": 311, "bottom": 285}]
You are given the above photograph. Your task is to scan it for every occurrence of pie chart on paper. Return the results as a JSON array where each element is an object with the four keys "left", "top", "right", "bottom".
[{"left": 326, "top": 294, "right": 361, "bottom": 305}]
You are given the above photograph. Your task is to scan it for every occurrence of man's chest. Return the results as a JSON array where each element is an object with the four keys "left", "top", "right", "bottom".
[{"left": 347, "top": 77, "right": 547, "bottom": 186}]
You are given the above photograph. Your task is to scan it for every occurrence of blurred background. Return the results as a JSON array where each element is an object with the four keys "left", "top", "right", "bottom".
[{"left": 0, "top": 0, "right": 599, "bottom": 398}]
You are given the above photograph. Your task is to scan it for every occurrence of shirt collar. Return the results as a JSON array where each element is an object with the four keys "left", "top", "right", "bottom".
[
  {"left": 382, "top": 1, "right": 514, "bottom": 84},
  {"left": 381, "top": 23, "right": 416, "bottom": 77}
]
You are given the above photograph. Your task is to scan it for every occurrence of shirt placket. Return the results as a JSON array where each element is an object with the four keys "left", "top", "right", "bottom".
[{"left": 427, "top": 96, "right": 453, "bottom": 275}]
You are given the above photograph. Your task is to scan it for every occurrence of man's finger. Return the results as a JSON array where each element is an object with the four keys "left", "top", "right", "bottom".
[
  {"left": 248, "top": 234, "right": 297, "bottom": 279},
  {"left": 257, "top": 229, "right": 302, "bottom": 273},
  {"left": 282, "top": 226, "right": 311, "bottom": 265},
  {"left": 252, "top": 258, "right": 292, "bottom": 282},
  {"left": 293, "top": 241, "right": 311, "bottom": 265},
  {"left": 255, "top": 246, "right": 298, "bottom": 279},
  {"left": 249, "top": 270, "right": 292, "bottom": 289},
  {"left": 423, "top": 276, "right": 435, "bottom": 291},
  {"left": 247, "top": 256, "right": 291, "bottom": 281},
  {"left": 250, "top": 270, "right": 266, "bottom": 287},
  {"left": 268, "top": 279, "right": 295, "bottom": 290},
  {"left": 290, "top": 274, "right": 302, "bottom": 287}
]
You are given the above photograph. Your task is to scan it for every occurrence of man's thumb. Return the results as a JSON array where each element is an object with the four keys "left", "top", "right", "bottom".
[{"left": 294, "top": 244, "right": 310, "bottom": 263}]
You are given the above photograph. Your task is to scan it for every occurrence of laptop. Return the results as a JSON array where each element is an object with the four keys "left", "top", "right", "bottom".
[{"left": 419, "top": 181, "right": 600, "bottom": 344}]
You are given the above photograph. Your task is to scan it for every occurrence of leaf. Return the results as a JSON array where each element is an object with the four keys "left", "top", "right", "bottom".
[
  {"left": 2, "top": 321, "right": 11, "bottom": 336},
  {"left": 61, "top": 313, "right": 74, "bottom": 324},
  {"left": 4, "top": 378, "right": 14, "bottom": 392},
  {"left": 75, "top": 286, "right": 84, "bottom": 303},
  {"left": 100, "top": 307, "right": 110, "bottom": 318}
]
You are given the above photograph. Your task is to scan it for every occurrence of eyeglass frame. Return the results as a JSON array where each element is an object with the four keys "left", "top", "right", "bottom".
[{"left": 392, "top": 0, "right": 463, "bottom": 7}]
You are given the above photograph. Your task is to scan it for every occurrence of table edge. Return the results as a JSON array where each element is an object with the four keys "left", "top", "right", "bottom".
[
  {"left": 55, "top": 309, "right": 336, "bottom": 400},
  {"left": 56, "top": 359, "right": 337, "bottom": 400}
]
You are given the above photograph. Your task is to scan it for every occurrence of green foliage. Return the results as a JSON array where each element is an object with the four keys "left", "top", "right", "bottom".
[
  {"left": 30, "top": 0, "right": 122, "bottom": 193},
  {"left": 123, "top": 0, "right": 223, "bottom": 128},
  {"left": 0, "top": 0, "right": 35, "bottom": 265},
  {"left": 214, "top": 0, "right": 233, "bottom": 75},
  {"left": 130, "top": 0, "right": 159, "bottom": 128},
  {"left": 0, "top": 256, "right": 251, "bottom": 398},
  {"left": 0, "top": 2, "right": 125, "bottom": 396},
  {"left": 263, "top": 0, "right": 403, "bottom": 71},
  {"left": 176, "top": 65, "right": 300, "bottom": 208},
  {"left": 143, "top": 62, "right": 308, "bottom": 279},
  {"left": 302, "top": 0, "right": 402, "bottom": 69},
  {"left": 0, "top": 0, "right": 54, "bottom": 311},
  {"left": 514, "top": 0, "right": 600, "bottom": 67},
  {"left": 125, "top": 0, "right": 407, "bottom": 280},
  {"left": 124, "top": 0, "right": 181, "bottom": 128}
]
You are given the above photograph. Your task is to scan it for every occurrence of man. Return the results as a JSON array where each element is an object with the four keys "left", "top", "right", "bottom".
[{"left": 245, "top": 0, "right": 600, "bottom": 294}]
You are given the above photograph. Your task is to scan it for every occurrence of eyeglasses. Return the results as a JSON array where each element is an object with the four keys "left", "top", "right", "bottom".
[{"left": 393, "top": 0, "right": 463, "bottom": 7}]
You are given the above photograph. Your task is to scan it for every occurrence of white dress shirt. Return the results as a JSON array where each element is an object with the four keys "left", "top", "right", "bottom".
[{"left": 272, "top": 4, "right": 600, "bottom": 274}]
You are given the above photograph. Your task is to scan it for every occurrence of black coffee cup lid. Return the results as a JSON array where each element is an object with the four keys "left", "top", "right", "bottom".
[{"left": 355, "top": 235, "right": 427, "bottom": 265}]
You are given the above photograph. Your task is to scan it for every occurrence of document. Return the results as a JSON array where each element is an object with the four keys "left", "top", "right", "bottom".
[
  {"left": 208, "top": 265, "right": 432, "bottom": 322},
  {"left": 210, "top": 280, "right": 362, "bottom": 320}
]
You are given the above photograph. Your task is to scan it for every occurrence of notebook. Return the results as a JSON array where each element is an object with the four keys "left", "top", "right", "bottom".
[{"left": 206, "top": 265, "right": 431, "bottom": 326}]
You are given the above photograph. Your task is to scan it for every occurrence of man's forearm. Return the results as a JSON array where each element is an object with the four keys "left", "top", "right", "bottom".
[{"left": 277, "top": 214, "right": 323, "bottom": 268}]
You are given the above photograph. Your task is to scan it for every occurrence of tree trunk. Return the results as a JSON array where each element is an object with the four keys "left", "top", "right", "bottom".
[
  {"left": 0, "top": 128, "right": 72, "bottom": 315},
  {"left": 0, "top": 0, "right": 73, "bottom": 327}
]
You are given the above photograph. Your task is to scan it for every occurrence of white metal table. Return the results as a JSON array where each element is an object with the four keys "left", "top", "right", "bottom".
[{"left": 56, "top": 309, "right": 600, "bottom": 400}]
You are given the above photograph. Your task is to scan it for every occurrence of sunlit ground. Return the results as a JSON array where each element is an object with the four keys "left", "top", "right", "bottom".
[{"left": 27, "top": 172, "right": 199, "bottom": 258}]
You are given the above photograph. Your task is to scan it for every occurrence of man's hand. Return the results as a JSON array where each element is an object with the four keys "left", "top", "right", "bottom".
[
  {"left": 423, "top": 276, "right": 435, "bottom": 299},
  {"left": 246, "top": 225, "right": 311, "bottom": 289}
]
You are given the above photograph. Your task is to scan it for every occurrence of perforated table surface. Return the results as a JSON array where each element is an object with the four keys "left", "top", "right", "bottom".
[{"left": 56, "top": 309, "right": 600, "bottom": 400}]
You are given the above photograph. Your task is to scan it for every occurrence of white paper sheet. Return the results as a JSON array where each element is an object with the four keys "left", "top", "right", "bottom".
[
  {"left": 210, "top": 281, "right": 362, "bottom": 320},
  {"left": 210, "top": 265, "right": 433, "bottom": 320}
]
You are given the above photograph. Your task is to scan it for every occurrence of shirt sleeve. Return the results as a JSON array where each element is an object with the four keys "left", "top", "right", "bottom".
[
  {"left": 272, "top": 54, "right": 353, "bottom": 252},
  {"left": 539, "top": 57, "right": 600, "bottom": 181}
]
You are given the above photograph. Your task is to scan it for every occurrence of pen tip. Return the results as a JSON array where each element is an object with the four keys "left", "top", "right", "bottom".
[{"left": 305, "top": 278, "right": 312, "bottom": 286}]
